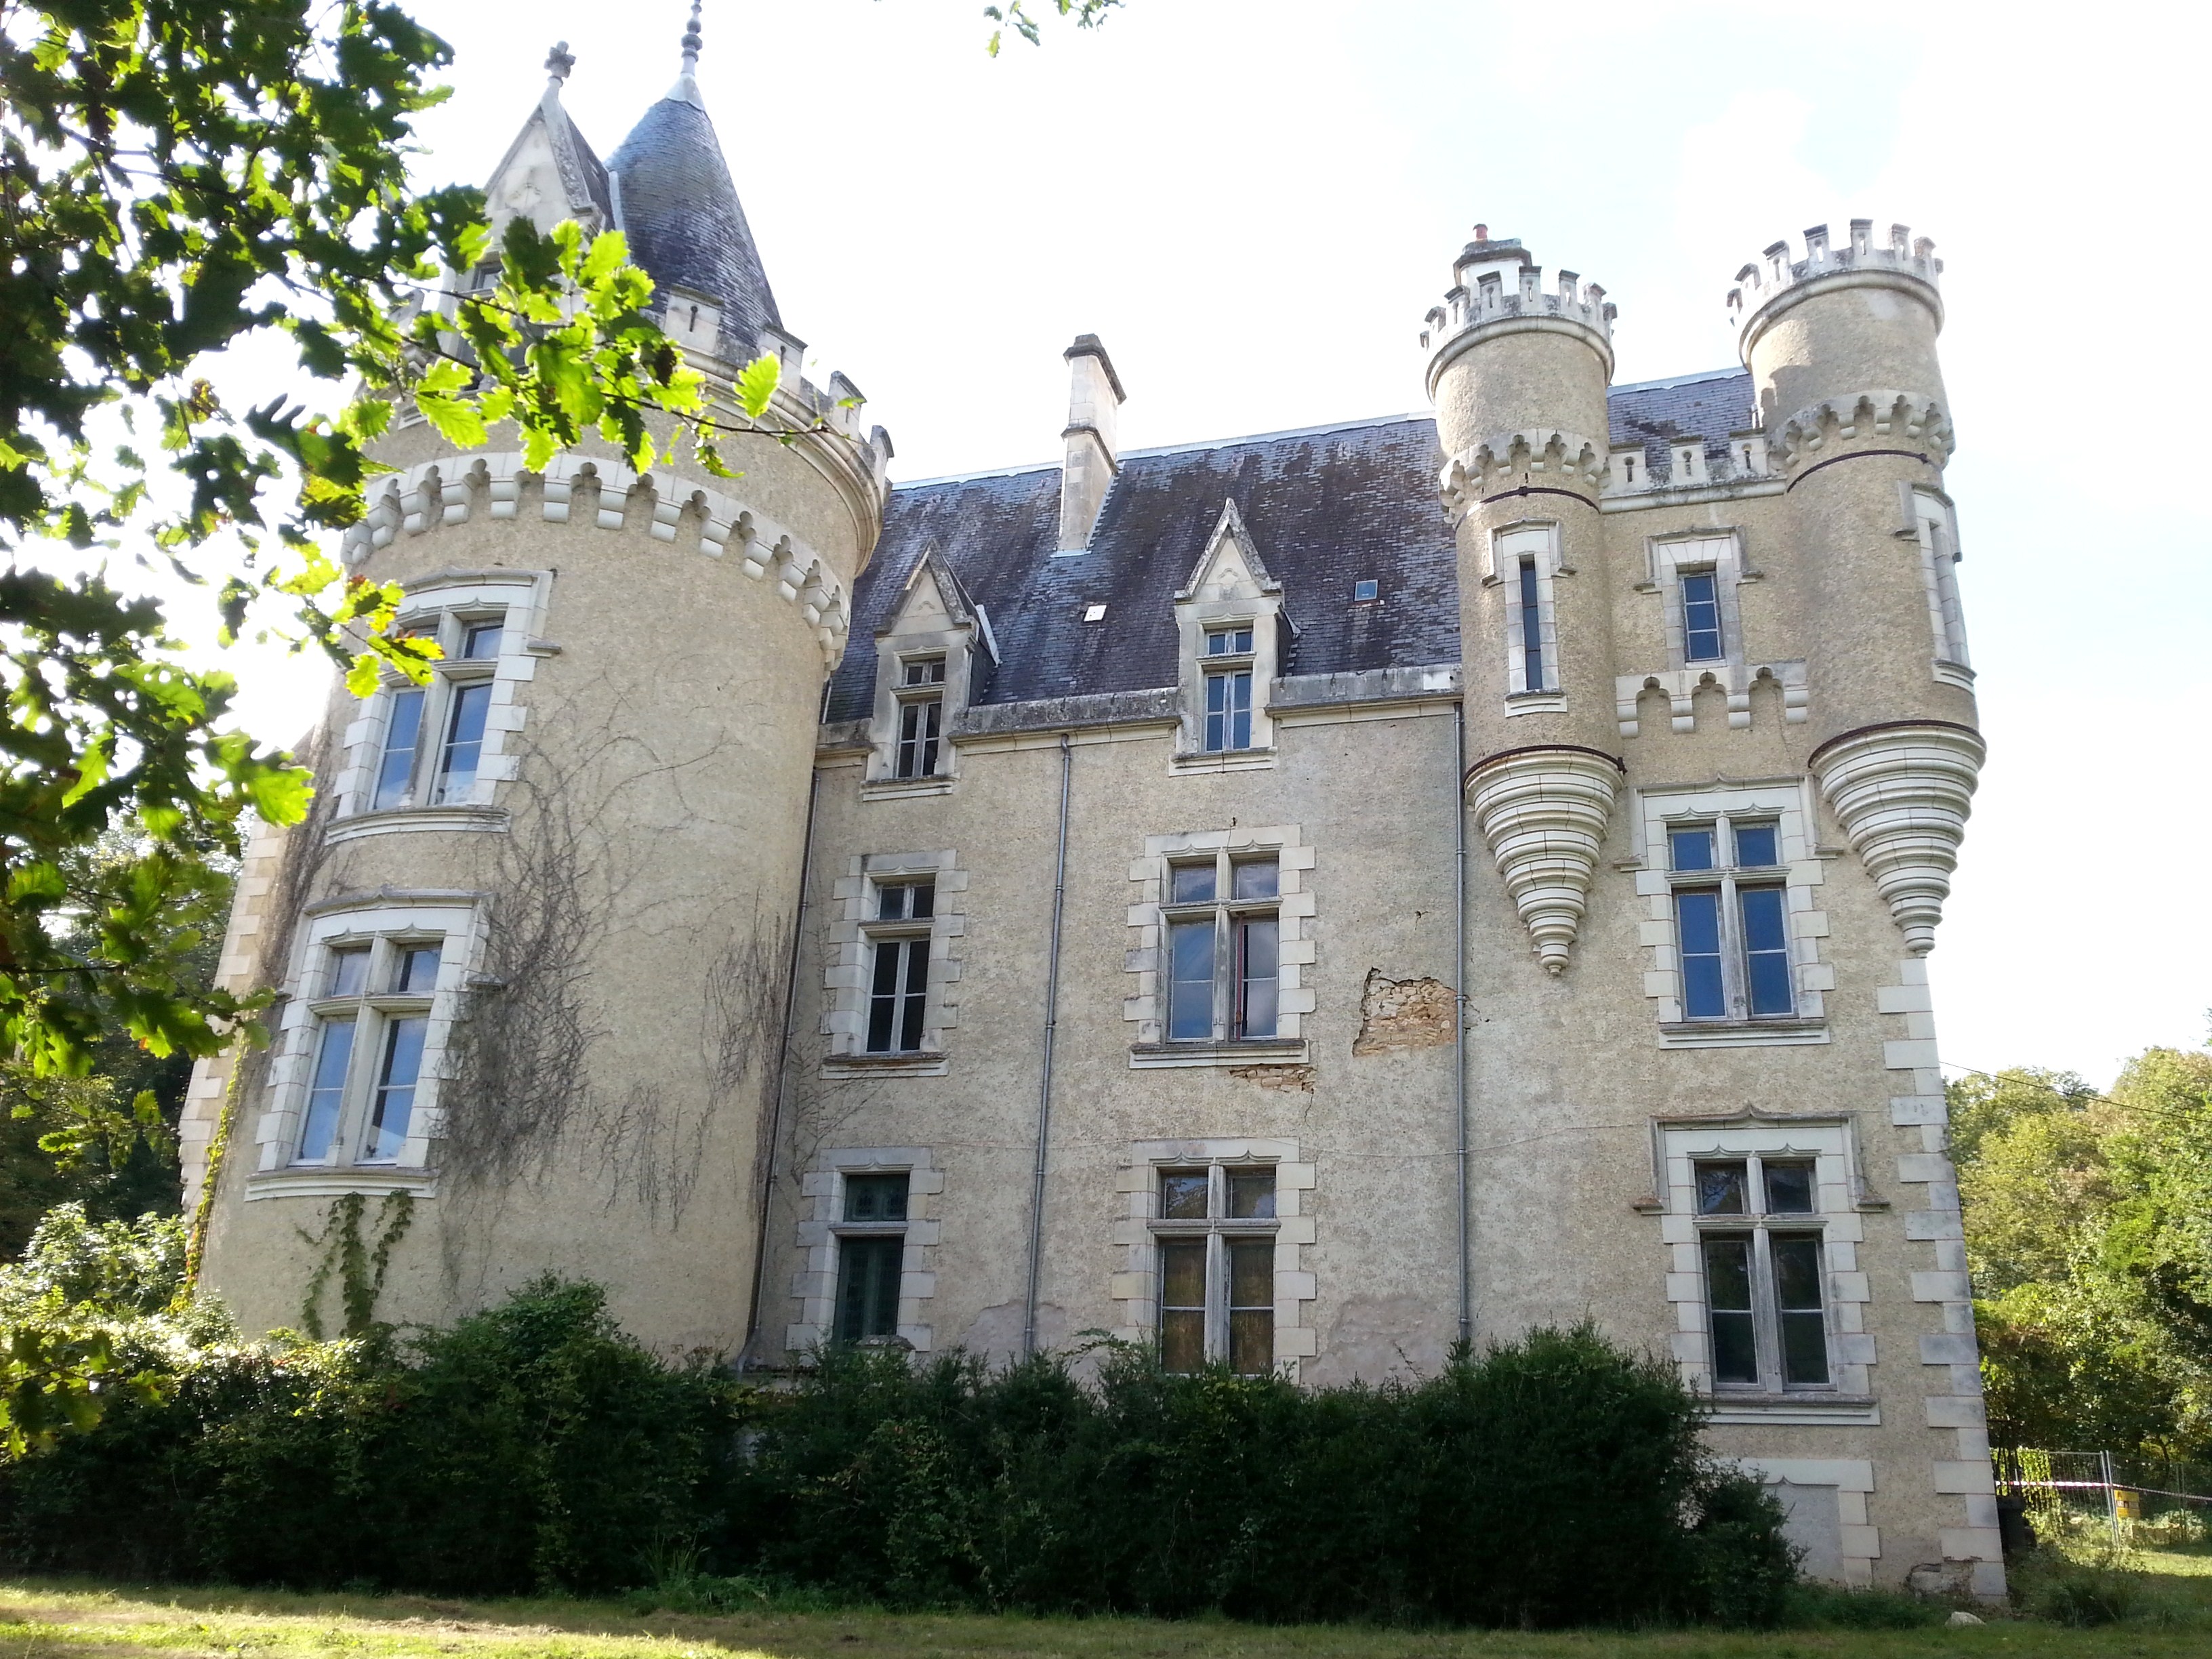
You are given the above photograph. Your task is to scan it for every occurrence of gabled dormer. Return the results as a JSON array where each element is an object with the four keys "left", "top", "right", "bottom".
[
  {"left": 1172, "top": 500, "right": 1293, "bottom": 771},
  {"left": 865, "top": 545, "right": 993, "bottom": 794},
  {"left": 480, "top": 45, "right": 615, "bottom": 258}
]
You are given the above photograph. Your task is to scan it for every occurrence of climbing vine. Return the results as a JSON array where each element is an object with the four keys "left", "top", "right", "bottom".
[{"left": 297, "top": 1191, "right": 415, "bottom": 1338}]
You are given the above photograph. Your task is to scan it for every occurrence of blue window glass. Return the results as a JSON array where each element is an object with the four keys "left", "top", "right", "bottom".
[
  {"left": 1669, "top": 827, "right": 1715, "bottom": 872},
  {"left": 1676, "top": 890, "right": 1725, "bottom": 1018},
  {"left": 1517, "top": 557, "right": 1544, "bottom": 690},
  {"left": 1681, "top": 571, "right": 1723, "bottom": 661},
  {"left": 433, "top": 682, "right": 493, "bottom": 804},
  {"left": 1352, "top": 579, "right": 1379, "bottom": 602},
  {"left": 362, "top": 1015, "right": 426, "bottom": 1162},
  {"left": 1733, "top": 822, "right": 1779, "bottom": 868},
  {"left": 1168, "top": 920, "right": 1216, "bottom": 1040},
  {"left": 1739, "top": 887, "right": 1793, "bottom": 1016},
  {"left": 1204, "top": 669, "right": 1251, "bottom": 752},
  {"left": 373, "top": 689, "right": 426, "bottom": 811},
  {"left": 1235, "top": 916, "right": 1277, "bottom": 1039},
  {"left": 1206, "top": 626, "right": 1253, "bottom": 655},
  {"left": 297, "top": 1018, "right": 356, "bottom": 1162}
]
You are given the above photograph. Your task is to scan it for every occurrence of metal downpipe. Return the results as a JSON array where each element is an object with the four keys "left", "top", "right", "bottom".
[
  {"left": 740, "top": 762, "right": 822, "bottom": 1367},
  {"left": 1454, "top": 699, "right": 1473, "bottom": 1346},
  {"left": 1022, "top": 732, "right": 1075, "bottom": 1357}
]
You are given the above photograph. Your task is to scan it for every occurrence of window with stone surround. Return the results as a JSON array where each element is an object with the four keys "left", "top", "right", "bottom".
[
  {"left": 1668, "top": 817, "right": 1793, "bottom": 1022},
  {"left": 374, "top": 612, "right": 501, "bottom": 809},
  {"left": 1494, "top": 523, "right": 1559, "bottom": 701},
  {"left": 1113, "top": 1137, "right": 1316, "bottom": 1378},
  {"left": 330, "top": 573, "right": 543, "bottom": 830},
  {"left": 1654, "top": 1118, "right": 1874, "bottom": 1414},
  {"left": 823, "top": 852, "right": 965, "bottom": 1073},
  {"left": 1164, "top": 851, "right": 1277, "bottom": 1041},
  {"left": 1634, "top": 781, "right": 1830, "bottom": 1048},
  {"left": 1201, "top": 625, "right": 1256, "bottom": 752},
  {"left": 893, "top": 655, "right": 946, "bottom": 779},
  {"left": 833, "top": 1172, "right": 911, "bottom": 1343},
  {"left": 248, "top": 898, "right": 480, "bottom": 1192},
  {"left": 1125, "top": 827, "right": 1314, "bottom": 1066},
  {"left": 1155, "top": 1162, "right": 1278, "bottom": 1373},
  {"left": 865, "top": 879, "right": 935, "bottom": 1054},
  {"left": 788, "top": 1149, "right": 945, "bottom": 1354},
  {"left": 1912, "top": 489, "right": 1971, "bottom": 688}
]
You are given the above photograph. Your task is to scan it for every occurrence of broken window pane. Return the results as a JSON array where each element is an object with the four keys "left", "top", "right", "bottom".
[
  {"left": 1227, "top": 1168, "right": 1276, "bottom": 1219},
  {"left": 1160, "top": 1170, "right": 1210, "bottom": 1221},
  {"left": 1696, "top": 1161, "right": 1747, "bottom": 1216},
  {"left": 1763, "top": 1160, "right": 1816, "bottom": 1216}
]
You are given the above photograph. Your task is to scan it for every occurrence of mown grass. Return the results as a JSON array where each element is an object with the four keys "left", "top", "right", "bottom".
[{"left": 0, "top": 1561, "right": 2207, "bottom": 1659}]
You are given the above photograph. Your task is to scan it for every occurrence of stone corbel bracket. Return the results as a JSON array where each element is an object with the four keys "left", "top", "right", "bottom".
[
  {"left": 1769, "top": 392, "right": 1954, "bottom": 476},
  {"left": 1809, "top": 720, "right": 1985, "bottom": 956},
  {"left": 340, "top": 450, "right": 851, "bottom": 670},
  {"left": 1439, "top": 430, "right": 1607, "bottom": 519},
  {"left": 1465, "top": 744, "right": 1624, "bottom": 975}
]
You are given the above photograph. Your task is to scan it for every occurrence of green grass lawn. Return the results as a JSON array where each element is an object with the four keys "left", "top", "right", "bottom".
[{"left": 3, "top": 1555, "right": 2209, "bottom": 1659}]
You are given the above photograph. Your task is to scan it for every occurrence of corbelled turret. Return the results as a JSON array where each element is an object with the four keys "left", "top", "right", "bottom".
[{"left": 1425, "top": 226, "right": 1623, "bottom": 977}]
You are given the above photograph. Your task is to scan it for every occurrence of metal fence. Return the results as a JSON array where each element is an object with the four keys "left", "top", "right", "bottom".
[{"left": 1994, "top": 1448, "right": 2212, "bottom": 1549}]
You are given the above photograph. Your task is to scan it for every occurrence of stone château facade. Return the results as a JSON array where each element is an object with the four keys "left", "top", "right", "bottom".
[{"left": 182, "top": 20, "right": 2001, "bottom": 1596}]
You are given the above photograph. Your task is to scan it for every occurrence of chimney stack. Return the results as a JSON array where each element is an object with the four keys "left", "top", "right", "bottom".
[{"left": 1057, "top": 334, "right": 1126, "bottom": 553}]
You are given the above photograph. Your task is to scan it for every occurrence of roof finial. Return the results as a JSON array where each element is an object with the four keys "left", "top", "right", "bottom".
[
  {"left": 545, "top": 40, "right": 575, "bottom": 83},
  {"left": 680, "top": 2, "right": 703, "bottom": 72}
]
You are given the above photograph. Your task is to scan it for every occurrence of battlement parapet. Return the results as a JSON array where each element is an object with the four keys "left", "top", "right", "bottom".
[
  {"left": 1422, "top": 228, "right": 1615, "bottom": 388},
  {"left": 1727, "top": 220, "right": 1942, "bottom": 344}
]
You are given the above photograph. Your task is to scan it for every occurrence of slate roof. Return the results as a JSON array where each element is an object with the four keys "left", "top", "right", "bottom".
[
  {"left": 1607, "top": 368, "right": 1756, "bottom": 481},
  {"left": 826, "top": 370, "right": 1756, "bottom": 719},
  {"left": 607, "top": 77, "right": 781, "bottom": 360}
]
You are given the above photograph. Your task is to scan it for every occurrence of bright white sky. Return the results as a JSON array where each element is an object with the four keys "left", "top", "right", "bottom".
[{"left": 146, "top": 0, "right": 2210, "bottom": 1087}]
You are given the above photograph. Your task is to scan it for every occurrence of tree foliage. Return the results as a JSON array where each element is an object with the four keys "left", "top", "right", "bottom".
[
  {"left": 1959, "top": 1047, "right": 2212, "bottom": 1456},
  {"left": 0, "top": 2, "right": 789, "bottom": 1085}
]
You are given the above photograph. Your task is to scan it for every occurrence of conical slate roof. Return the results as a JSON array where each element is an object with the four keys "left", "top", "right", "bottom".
[{"left": 607, "top": 70, "right": 781, "bottom": 361}]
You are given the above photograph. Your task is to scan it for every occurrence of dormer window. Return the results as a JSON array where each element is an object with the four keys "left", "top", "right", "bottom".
[
  {"left": 895, "top": 655, "right": 945, "bottom": 779},
  {"left": 1202, "top": 626, "right": 1254, "bottom": 753}
]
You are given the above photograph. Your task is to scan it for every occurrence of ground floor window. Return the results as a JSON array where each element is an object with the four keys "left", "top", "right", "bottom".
[
  {"left": 834, "top": 1171, "right": 911, "bottom": 1343},
  {"left": 1153, "top": 1162, "right": 1277, "bottom": 1373}
]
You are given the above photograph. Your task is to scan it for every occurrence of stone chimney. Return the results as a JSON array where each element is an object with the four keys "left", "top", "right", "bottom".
[{"left": 1057, "top": 334, "right": 1125, "bottom": 553}]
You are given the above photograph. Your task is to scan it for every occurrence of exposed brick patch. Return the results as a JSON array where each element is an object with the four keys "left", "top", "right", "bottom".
[{"left": 1351, "top": 969, "right": 1456, "bottom": 1056}]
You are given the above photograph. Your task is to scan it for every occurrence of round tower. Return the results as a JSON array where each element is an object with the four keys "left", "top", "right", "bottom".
[
  {"left": 1729, "top": 220, "right": 1982, "bottom": 955},
  {"left": 190, "top": 22, "right": 890, "bottom": 1350},
  {"left": 1425, "top": 228, "right": 1623, "bottom": 975}
]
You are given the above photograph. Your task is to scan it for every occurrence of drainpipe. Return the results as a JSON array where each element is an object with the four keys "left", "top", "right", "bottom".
[
  {"left": 1454, "top": 699, "right": 1473, "bottom": 1346},
  {"left": 741, "top": 761, "right": 823, "bottom": 1366},
  {"left": 1022, "top": 732, "right": 1074, "bottom": 1357}
]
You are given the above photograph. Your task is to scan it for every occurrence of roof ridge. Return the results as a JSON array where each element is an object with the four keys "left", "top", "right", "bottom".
[{"left": 1610, "top": 366, "right": 1747, "bottom": 393}]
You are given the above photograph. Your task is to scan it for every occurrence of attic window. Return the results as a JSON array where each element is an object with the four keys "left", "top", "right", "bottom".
[
  {"left": 1084, "top": 604, "right": 1107, "bottom": 623},
  {"left": 1351, "top": 579, "right": 1379, "bottom": 603}
]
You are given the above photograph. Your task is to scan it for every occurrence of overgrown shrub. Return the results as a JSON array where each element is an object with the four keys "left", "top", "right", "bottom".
[
  {"left": 0, "top": 1273, "right": 737, "bottom": 1592},
  {"left": 3, "top": 1242, "right": 1797, "bottom": 1626},
  {"left": 724, "top": 1325, "right": 1798, "bottom": 1627}
]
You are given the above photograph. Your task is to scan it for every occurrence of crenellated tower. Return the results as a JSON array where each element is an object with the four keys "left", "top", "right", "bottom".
[
  {"left": 182, "top": 14, "right": 891, "bottom": 1350},
  {"left": 1729, "top": 221, "right": 1982, "bottom": 954},
  {"left": 1425, "top": 228, "right": 1623, "bottom": 975}
]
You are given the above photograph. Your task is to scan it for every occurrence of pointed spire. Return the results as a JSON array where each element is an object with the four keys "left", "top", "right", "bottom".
[{"left": 608, "top": 1, "right": 781, "bottom": 358}]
